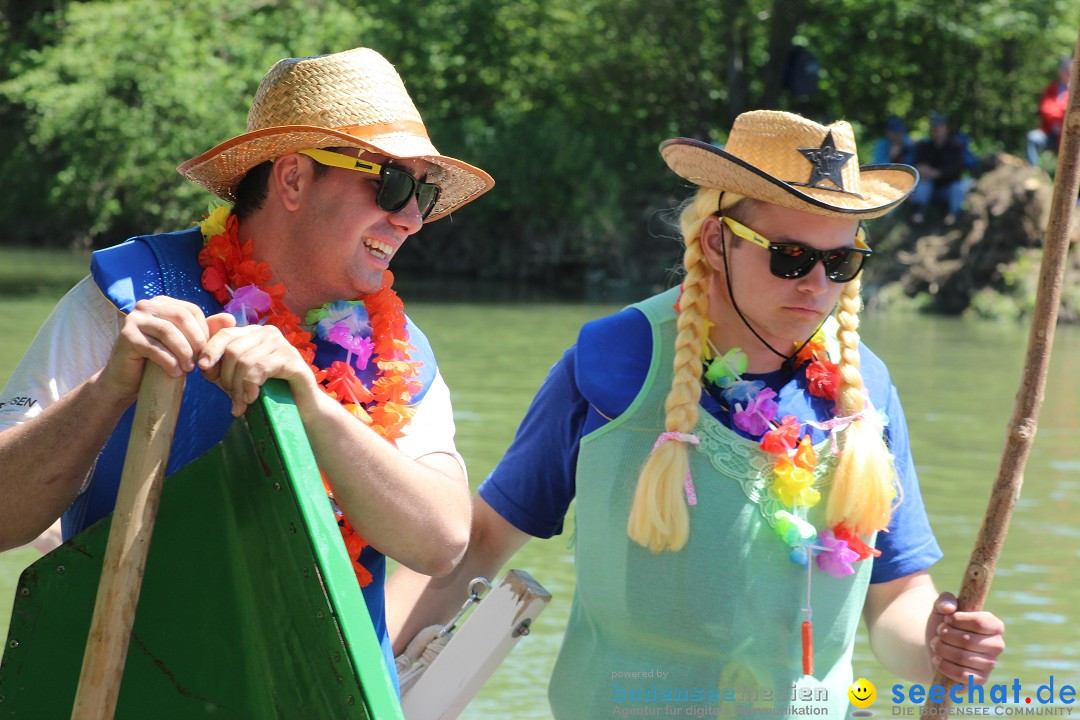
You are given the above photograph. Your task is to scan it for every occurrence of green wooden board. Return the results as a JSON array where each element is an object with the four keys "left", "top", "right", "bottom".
[{"left": 0, "top": 380, "right": 404, "bottom": 719}]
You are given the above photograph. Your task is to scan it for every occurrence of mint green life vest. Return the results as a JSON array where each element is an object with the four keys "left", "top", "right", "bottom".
[{"left": 548, "top": 287, "right": 871, "bottom": 718}]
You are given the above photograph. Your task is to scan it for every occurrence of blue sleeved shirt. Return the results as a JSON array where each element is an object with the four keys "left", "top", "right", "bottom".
[{"left": 479, "top": 306, "right": 942, "bottom": 584}]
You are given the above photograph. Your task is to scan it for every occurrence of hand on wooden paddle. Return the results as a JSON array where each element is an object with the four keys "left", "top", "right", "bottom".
[
  {"left": 100, "top": 297, "right": 236, "bottom": 405},
  {"left": 926, "top": 591, "right": 1006, "bottom": 685},
  {"left": 102, "top": 296, "right": 315, "bottom": 417}
]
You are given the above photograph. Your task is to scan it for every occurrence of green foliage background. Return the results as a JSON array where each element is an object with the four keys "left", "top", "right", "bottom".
[{"left": 1, "top": 0, "right": 1077, "bottom": 283}]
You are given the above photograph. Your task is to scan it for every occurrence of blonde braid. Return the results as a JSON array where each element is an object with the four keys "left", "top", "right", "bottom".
[
  {"left": 628, "top": 189, "right": 724, "bottom": 553},
  {"left": 826, "top": 276, "right": 900, "bottom": 535}
]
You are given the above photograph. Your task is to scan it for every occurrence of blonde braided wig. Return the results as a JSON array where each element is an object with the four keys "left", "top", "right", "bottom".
[
  {"left": 628, "top": 189, "right": 725, "bottom": 552},
  {"left": 826, "top": 276, "right": 900, "bottom": 534}
]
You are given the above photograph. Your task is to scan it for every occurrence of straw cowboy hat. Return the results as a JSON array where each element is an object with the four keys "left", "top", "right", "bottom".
[
  {"left": 178, "top": 47, "right": 493, "bottom": 222},
  {"left": 660, "top": 110, "right": 917, "bottom": 219}
]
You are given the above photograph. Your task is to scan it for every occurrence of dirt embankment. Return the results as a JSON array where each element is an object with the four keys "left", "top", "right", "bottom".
[{"left": 865, "top": 153, "right": 1080, "bottom": 323}]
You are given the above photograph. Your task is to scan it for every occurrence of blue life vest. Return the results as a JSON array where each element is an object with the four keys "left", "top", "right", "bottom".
[{"left": 71, "top": 227, "right": 438, "bottom": 690}]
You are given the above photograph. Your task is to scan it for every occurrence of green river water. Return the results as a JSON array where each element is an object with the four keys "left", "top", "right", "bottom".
[{"left": 2, "top": 285, "right": 1078, "bottom": 718}]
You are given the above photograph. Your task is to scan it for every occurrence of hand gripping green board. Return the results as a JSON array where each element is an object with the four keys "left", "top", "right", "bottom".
[{"left": 0, "top": 380, "right": 404, "bottom": 719}]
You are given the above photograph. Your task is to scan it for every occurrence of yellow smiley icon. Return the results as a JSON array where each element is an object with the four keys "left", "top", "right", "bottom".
[{"left": 848, "top": 678, "right": 876, "bottom": 708}]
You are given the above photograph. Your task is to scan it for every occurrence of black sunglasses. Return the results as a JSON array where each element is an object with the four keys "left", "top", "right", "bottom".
[
  {"left": 299, "top": 148, "right": 441, "bottom": 219},
  {"left": 721, "top": 216, "right": 871, "bottom": 283}
]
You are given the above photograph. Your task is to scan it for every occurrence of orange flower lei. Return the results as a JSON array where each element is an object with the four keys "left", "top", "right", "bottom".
[{"left": 197, "top": 208, "right": 422, "bottom": 587}]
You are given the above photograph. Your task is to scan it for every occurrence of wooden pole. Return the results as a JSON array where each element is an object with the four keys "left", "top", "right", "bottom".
[
  {"left": 926, "top": 30, "right": 1080, "bottom": 710},
  {"left": 70, "top": 364, "right": 185, "bottom": 720}
]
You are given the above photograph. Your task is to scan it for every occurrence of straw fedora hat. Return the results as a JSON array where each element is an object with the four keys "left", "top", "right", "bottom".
[
  {"left": 177, "top": 47, "right": 493, "bottom": 222},
  {"left": 660, "top": 110, "right": 916, "bottom": 219}
]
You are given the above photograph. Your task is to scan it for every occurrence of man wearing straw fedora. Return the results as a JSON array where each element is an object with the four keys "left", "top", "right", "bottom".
[
  {"left": 0, "top": 47, "right": 492, "bottom": 686},
  {"left": 389, "top": 110, "right": 1004, "bottom": 716}
]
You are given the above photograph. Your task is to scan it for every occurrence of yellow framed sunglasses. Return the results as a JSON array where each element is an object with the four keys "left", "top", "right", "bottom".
[
  {"left": 298, "top": 148, "right": 440, "bottom": 219},
  {"left": 720, "top": 215, "right": 871, "bottom": 283}
]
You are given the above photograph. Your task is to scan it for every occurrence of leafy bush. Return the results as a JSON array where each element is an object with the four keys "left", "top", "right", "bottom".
[{"left": 2, "top": 0, "right": 1078, "bottom": 288}]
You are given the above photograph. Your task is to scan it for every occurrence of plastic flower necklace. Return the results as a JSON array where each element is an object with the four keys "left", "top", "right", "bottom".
[
  {"left": 687, "top": 321, "right": 884, "bottom": 677},
  {"left": 197, "top": 206, "right": 422, "bottom": 587},
  {"left": 701, "top": 335, "right": 881, "bottom": 578}
]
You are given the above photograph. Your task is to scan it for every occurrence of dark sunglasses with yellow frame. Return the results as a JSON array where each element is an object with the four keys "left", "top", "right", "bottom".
[
  {"left": 298, "top": 148, "right": 441, "bottom": 220},
  {"left": 720, "top": 215, "right": 871, "bottom": 283}
]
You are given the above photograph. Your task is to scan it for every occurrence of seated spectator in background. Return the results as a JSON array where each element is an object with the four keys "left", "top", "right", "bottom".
[
  {"left": 1026, "top": 56, "right": 1072, "bottom": 166},
  {"left": 910, "top": 113, "right": 971, "bottom": 226},
  {"left": 872, "top": 115, "right": 915, "bottom": 165}
]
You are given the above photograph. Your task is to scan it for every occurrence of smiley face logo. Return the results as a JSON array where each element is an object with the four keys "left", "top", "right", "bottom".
[{"left": 848, "top": 678, "right": 876, "bottom": 708}]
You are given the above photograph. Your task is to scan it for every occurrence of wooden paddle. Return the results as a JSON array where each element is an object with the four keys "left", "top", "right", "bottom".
[
  {"left": 926, "top": 33, "right": 1080, "bottom": 710},
  {"left": 70, "top": 363, "right": 185, "bottom": 720}
]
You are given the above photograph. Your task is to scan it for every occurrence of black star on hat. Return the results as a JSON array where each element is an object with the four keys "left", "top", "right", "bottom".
[{"left": 798, "top": 131, "right": 854, "bottom": 191}]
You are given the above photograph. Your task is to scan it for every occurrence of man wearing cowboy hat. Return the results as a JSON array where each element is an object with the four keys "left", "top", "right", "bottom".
[
  {"left": 388, "top": 111, "right": 1004, "bottom": 716},
  {"left": 0, "top": 48, "right": 492, "bottom": 686}
]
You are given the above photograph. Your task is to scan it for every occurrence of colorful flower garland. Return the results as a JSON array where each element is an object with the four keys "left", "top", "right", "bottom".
[
  {"left": 697, "top": 330, "right": 887, "bottom": 676},
  {"left": 702, "top": 334, "right": 881, "bottom": 578},
  {"left": 197, "top": 206, "right": 422, "bottom": 587}
]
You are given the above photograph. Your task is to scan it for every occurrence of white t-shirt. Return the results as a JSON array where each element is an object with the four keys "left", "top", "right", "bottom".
[{"left": 0, "top": 277, "right": 466, "bottom": 491}]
